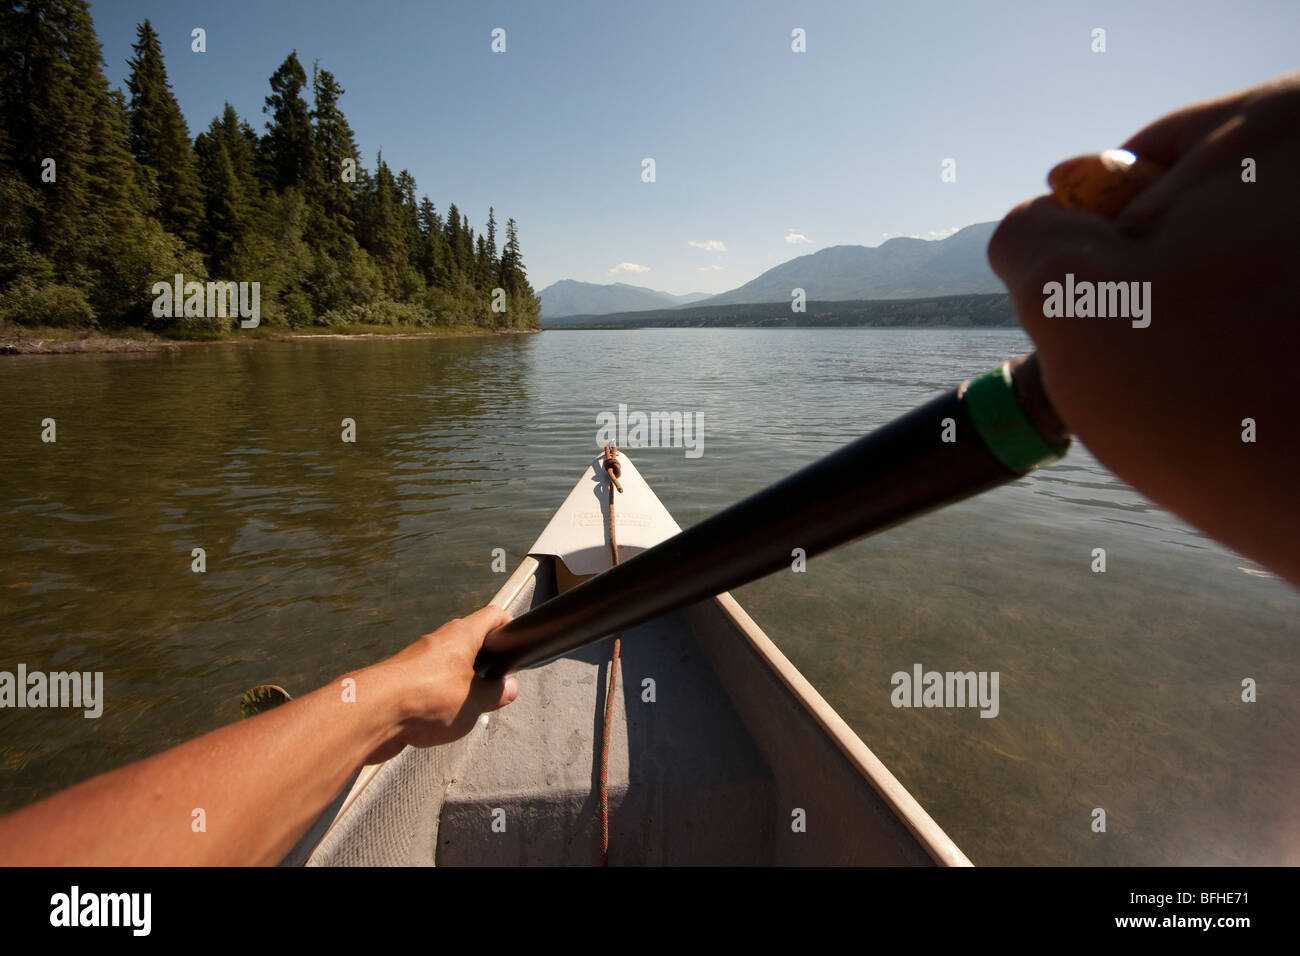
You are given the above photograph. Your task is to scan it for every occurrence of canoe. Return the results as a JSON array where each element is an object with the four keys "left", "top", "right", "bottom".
[{"left": 304, "top": 453, "right": 970, "bottom": 866}]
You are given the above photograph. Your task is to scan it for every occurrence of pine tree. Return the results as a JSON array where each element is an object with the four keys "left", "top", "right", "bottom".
[
  {"left": 416, "top": 196, "right": 445, "bottom": 287},
  {"left": 194, "top": 136, "right": 245, "bottom": 273},
  {"left": 125, "top": 19, "right": 203, "bottom": 242},
  {"left": 89, "top": 85, "right": 205, "bottom": 324},
  {"left": 444, "top": 201, "right": 462, "bottom": 282},
  {"left": 356, "top": 154, "right": 408, "bottom": 294},
  {"left": 1, "top": 5, "right": 541, "bottom": 334},
  {"left": 498, "top": 216, "right": 539, "bottom": 328},
  {"left": 0, "top": 0, "right": 200, "bottom": 327},
  {"left": 394, "top": 169, "right": 421, "bottom": 270},
  {"left": 261, "top": 51, "right": 317, "bottom": 193},
  {"left": 0, "top": 11, "right": 42, "bottom": 288},
  {"left": 499, "top": 217, "right": 521, "bottom": 287},
  {"left": 229, "top": 109, "right": 262, "bottom": 193},
  {"left": 194, "top": 104, "right": 260, "bottom": 272},
  {"left": 1, "top": 0, "right": 98, "bottom": 272},
  {"left": 459, "top": 213, "right": 475, "bottom": 286},
  {"left": 475, "top": 234, "right": 489, "bottom": 289},
  {"left": 311, "top": 62, "right": 358, "bottom": 230}
]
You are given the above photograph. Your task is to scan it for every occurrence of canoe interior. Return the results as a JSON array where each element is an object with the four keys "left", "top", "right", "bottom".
[{"left": 306, "top": 550, "right": 968, "bottom": 866}]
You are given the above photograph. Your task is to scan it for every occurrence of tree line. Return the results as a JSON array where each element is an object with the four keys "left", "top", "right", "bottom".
[{"left": 0, "top": 1, "right": 540, "bottom": 333}]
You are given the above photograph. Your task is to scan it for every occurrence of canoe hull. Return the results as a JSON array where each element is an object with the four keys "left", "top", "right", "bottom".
[{"left": 306, "top": 455, "right": 969, "bottom": 866}]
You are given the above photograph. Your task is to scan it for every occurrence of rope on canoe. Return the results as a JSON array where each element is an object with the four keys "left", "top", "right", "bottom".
[{"left": 598, "top": 443, "right": 623, "bottom": 865}]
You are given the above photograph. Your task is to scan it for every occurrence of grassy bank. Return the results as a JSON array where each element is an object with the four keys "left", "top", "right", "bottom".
[{"left": 0, "top": 321, "right": 537, "bottom": 355}]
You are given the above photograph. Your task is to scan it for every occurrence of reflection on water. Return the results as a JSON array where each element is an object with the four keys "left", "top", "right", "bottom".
[{"left": 1, "top": 329, "right": 1297, "bottom": 864}]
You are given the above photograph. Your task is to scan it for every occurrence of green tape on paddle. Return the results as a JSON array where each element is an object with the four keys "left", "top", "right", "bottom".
[{"left": 963, "top": 362, "right": 1068, "bottom": 474}]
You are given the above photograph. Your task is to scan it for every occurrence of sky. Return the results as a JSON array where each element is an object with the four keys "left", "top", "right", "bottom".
[{"left": 89, "top": 0, "right": 1300, "bottom": 296}]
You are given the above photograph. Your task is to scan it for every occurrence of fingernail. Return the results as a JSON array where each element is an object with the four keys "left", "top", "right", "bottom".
[{"left": 505, "top": 678, "right": 519, "bottom": 702}]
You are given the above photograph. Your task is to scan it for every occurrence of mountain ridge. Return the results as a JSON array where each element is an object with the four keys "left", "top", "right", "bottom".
[
  {"left": 540, "top": 221, "right": 1002, "bottom": 318},
  {"left": 704, "top": 222, "right": 1001, "bottom": 306},
  {"left": 538, "top": 280, "right": 710, "bottom": 318}
]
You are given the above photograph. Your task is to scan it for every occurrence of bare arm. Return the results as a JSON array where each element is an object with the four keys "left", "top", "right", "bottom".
[
  {"left": 989, "top": 72, "right": 1300, "bottom": 588},
  {"left": 0, "top": 605, "right": 518, "bottom": 866}
]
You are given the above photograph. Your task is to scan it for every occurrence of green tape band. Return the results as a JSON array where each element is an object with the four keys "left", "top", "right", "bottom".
[{"left": 963, "top": 362, "right": 1069, "bottom": 474}]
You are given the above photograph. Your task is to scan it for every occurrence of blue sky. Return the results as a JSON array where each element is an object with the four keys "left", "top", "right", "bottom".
[{"left": 90, "top": 0, "right": 1299, "bottom": 295}]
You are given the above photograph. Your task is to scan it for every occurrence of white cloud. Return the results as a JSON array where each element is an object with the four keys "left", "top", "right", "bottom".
[
  {"left": 688, "top": 239, "right": 727, "bottom": 252},
  {"left": 608, "top": 262, "right": 650, "bottom": 274},
  {"left": 697, "top": 265, "right": 725, "bottom": 272},
  {"left": 881, "top": 226, "right": 960, "bottom": 242},
  {"left": 785, "top": 230, "right": 811, "bottom": 245}
]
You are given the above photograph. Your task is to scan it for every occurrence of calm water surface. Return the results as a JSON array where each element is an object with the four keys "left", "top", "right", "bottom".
[{"left": 1, "top": 329, "right": 1297, "bottom": 864}]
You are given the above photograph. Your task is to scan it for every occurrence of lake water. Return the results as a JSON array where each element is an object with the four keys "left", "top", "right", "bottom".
[{"left": 1, "top": 328, "right": 1297, "bottom": 865}]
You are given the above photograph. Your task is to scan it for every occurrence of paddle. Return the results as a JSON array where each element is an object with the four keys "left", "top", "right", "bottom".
[
  {"left": 475, "top": 353, "right": 1067, "bottom": 677},
  {"left": 473, "top": 149, "right": 1164, "bottom": 680}
]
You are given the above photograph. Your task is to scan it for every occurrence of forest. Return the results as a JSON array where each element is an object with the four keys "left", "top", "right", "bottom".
[
  {"left": 541, "top": 293, "right": 1018, "bottom": 329},
  {"left": 0, "top": 1, "right": 541, "bottom": 336}
]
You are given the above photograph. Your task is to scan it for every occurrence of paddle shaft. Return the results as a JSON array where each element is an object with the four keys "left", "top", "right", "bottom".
[{"left": 474, "top": 352, "right": 1068, "bottom": 678}]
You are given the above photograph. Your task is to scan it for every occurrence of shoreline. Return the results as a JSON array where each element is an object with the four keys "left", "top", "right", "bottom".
[{"left": 0, "top": 325, "right": 539, "bottom": 356}]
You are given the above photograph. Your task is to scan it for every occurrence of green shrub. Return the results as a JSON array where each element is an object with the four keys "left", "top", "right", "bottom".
[
  {"left": 0, "top": 278, "right": 97, "bottom": 327},
  {"left": 317, "top": 299, "right": 433, "bottom": 328}
]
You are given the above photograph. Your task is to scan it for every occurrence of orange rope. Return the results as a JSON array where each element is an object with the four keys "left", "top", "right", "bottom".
[{"left": 598, "top": 443, "right": 622, "bottom": 865}]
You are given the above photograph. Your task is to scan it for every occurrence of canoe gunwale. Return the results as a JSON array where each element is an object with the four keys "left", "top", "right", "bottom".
[
  {"left": 313, "top": 556, "right": 543, "bottom": 848},
  {"left": 706, "top": 591, "right": 972, "bottom": 867}
]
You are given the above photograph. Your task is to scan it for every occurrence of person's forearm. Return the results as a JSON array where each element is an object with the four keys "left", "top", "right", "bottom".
[{"left": 0, "top": 661, "right": 409, "bottom": 866}]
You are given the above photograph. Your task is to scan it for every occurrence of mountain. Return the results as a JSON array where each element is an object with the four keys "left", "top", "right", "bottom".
[
  {"left": 538, "top": 280, "right": 711, "bottom": 318},
  {"left": 704, "top": 221, "right": 1002, "bottom": 305},
  {"left": 541, "top": 221, "right": 1002, "bottom": 318},
  {"left": 669, "top": 291, "right": 713, "bottom": 305}
]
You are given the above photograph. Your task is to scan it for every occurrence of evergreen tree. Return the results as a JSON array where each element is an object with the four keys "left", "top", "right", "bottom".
[
  {"left": 416, "top": 196, "right": 442, "bottom": 286},
  {"left": 0, "top": 0, "right": 201, "bottom": 328},
  {"left": 395, "top": 169, "right": 421, "bottom": 267},
  {"left": 356, "top": 154, "right": 408, "bottom": 294},
  {"left": 194, "top": 137, "right": 246, "bottom": 273},
  {"left": 125, "top": 19, "right": 203, "bottom": 242},
  {"left": 499, "top": 217, "right": 521, "bottom": 287},
  {"left": 0, "top": 15, "right": 42, "bottom": 290},
  {"left": 88, "top": 86, "right": 206, "bottom": 325},
  {"left": 0, "top": 5, "right": 540, "bottom": 334},
  {"left": 194, "top": 104, "right": 261, "bottom": 273},
  {"left": 311, "top": 62, "right": 358, "bottom": 230},
  {"left": 261, "top": 51, "right": 317, "bottom": 193},
  {"left": 444, "top": 201, "right": 462, "bottom": 281},
  {"left": 475, "top": 234, "right": 490, "bottom": 289},
  {"left": 1, "top": 0, "right": 99, "bottom": 272},
  {"left": 459, "top": 213, "right": 475, "bottom": 286},
  {"left": 497, "top": 216, "right": 540, "bottom": 327}
]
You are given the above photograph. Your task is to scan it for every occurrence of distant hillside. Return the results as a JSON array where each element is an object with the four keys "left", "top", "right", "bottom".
[
  {"left": 542, "top": 292, "right": 1015, "bottom": 329},
  {"left": 541, "top": 222, "right": 1003, "bottom": 318},
  {"left": 705, "top": 222, "right": 1002, "bottom": 305},
  {"left": 539, "top": 280, "right": 710, "bottom": 318}
]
